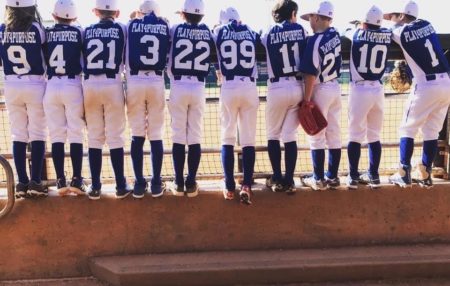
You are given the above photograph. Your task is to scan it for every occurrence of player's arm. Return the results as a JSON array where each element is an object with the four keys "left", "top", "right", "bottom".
[{"left": 299, "top": 37, "right": 320, "bottom": 102}]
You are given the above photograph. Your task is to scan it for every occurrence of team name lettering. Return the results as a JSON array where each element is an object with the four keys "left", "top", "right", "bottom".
[
  {"left": 176, "top": 27, "right": 211, "bottom": 40},
  {"left": 131, "top": 23, "right": 168, "bottom": 35},
  {"left": 270, "top": 30, "right": 304, "bottom": 44},
  {"left": 47, "top": 31, "right": 79, "bottom": 43},
  {"left": 356, "top": 30, "right": 391, "bottom": 44},
  {"left": 404, "top": 24, "right": 436, "bottom": 42},
  {"left": 221, "top": 30, "right": 253, "bottom": 41},
  {"left": 320, "top": 34, "right": 340, "bottom": 54},
  {"left": 85, "top": 28, "right": 120, "bottom": 39},
  {"left": 0, "top": 31, "right": 36, "bottom": 44}
]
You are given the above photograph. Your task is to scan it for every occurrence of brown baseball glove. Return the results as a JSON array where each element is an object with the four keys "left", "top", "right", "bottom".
[
  {"left": 298, "top": 100, "right": 328, "bottom": 136},
  {"left": 390, "top": 61, "right": 412, "bottom": 93}
]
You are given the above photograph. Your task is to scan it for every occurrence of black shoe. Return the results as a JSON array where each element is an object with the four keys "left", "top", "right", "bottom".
[
  {"left": 151, "top": 181, "right": 166, "bottom": 198},
  {"left": 27, "top": 180, "right": 48, "bottom": 197},
  {"left": 15, "top": 182, "right": 28, "bottom": 198},
  {"left": 56, "top": 177, "right": 69, "bottom": 196},
  {"left": 88, "top": 186, "right": 101, "bottom": 200},
  {"left": 389, "top": 164, "right": 412, "bottom": 188},
  {"left": 283, "top": 181, "right": 297, "bottom": 195},
  {"left": 116, "top": 184, "right": 132, "bottom": 199},
  {"left": 239, "top": 185, "right": 252, "bottom": 205},
  {"left": 414, "top": 164, "right": 433, "bottom": 189},
  {"left": 347, "top": 175, "right": 359, "bottom": 190},
  {"left": 359, "top": 173, "right": 381, "bottom": 189},
  {"left": 69, "top": 177, "right": 87, "bottom": 195},
  {"left": 325, "top": 176, "right": 340, "bottom": 190},
  {"left": 266, "top": 176, "right": 283, "bottom": 192},
  {"left": 133, "top": 180, "right": 148, "bottom": 199},
  {"left": 186, "top": 182, "right": 199, "bottom": 198},
  {"left": 170, "top": 181, "right": 185, "bottom": 197}
]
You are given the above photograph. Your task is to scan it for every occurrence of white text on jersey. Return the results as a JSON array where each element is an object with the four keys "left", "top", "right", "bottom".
[
  {"left": 221, "top": 30, "right": 253, "bottom": 41},
  {"left": 404, "top": 24, "right": 436, "bottom": 42},
  {"left": 47, "top": 31, "right": 79, "bottom": 43},
  {"left": 131, "top": 23, "right": 167, "bottom": 35},
  {"left": 0, "top": 31, "right": 36, "bottom": 44},
  {"left": 85, "top": 28, "right": 120, "bottom": 40},
  {"left": 176, "top": 28, "right": 210, "bottom": 41},
  {"left": 356, "top": 30, "right": 391, "bottom": 44},
  {"left": 270, "top": 30, "right": 304, "bottom": 44},
  {"left": 320, "top": 35, "right": 340, "bottom": 54}
]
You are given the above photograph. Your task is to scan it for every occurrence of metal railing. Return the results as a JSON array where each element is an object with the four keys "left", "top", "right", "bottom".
[{"left": 0, "top": 155, "right": 15, "bottom": 219}]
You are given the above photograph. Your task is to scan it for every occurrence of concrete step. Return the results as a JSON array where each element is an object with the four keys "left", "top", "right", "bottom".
[{"left": 90, "top": 244, "right": 450, "bottom": 286}]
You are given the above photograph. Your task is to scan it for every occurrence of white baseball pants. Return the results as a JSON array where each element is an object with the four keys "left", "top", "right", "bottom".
[
  {"left": 348, "top": 81, "right": 384, "bottom": 144},
  {"left": 4, "top": 76, "right": 47, "bottom": 143}
]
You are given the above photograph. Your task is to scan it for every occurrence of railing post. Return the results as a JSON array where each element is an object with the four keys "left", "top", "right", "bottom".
[{"left": 0, "top": 155, "right": 15, "bottom": 219}]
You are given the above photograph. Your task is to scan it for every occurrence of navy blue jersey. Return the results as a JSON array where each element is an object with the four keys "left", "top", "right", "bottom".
[
  {"left": 392, "top": 19, "right": 449, "bottom": 77},
  {"left": 83, "top": 20, "right": 125, "bottom": 76},
  {"left": 300, "top": 27, "right": 342, "bottom": 83},
  {"left": 214, "top": 21, "right": 259, "bottom": 78},
  {"left": 168, "top": 23, "right": 213, "bottom": 80},
  {"left": 0, "top": 22, "right": 45, "bottom": 76},
  {"left": 349, "top": 28, "right": 392, "bottom": 81},
  {"left": 261, "top": 21, "right": 307, "bottom": 79},
  {"left": 44, "top": 24, "right": 83, "bottom": 78},
  {"left": 127, "top": 13, "right": 170, "bottom": 74}
]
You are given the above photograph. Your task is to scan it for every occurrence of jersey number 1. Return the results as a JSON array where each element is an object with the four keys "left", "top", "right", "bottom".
[{"left": 87, "top": 39, "right": 117, "bottom": 69}]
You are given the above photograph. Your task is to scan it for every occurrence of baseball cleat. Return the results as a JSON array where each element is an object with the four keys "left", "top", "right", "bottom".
[
  {"left": 116, "top": 184, "right": 133, "bottom": 199},
  {"left": 88, "top": 186, "right": 101, "bottom": 200},
  {"left": 27, "top": 180, "right": 48, "bottom": 198},
  {"left": 56, "top": 177, "right": 70, "bottom": 196},
  {"left": 283, "top": 182, "right": 297, "bottom": 195},
  {"left": 186, "top": 182, "right": 199, "bottom": 198},
  {"left": 15, "top": 182, "right": 28, "bottom": 199},
  {"left": 346, "top": 175, "right": 359, "bottom": 190},
  {"left": 325, "top": 176, "right": 340, "bottom": 190},
  {"left": 239, "top": 185, "right": 252, "bottom": 205},
  {"left": 265, "top": 176, "right": 283, "bottom": 192},
  {"left": 170, "top": 181, "right": 185, "bottom": 197},
  {"left": 223, "top": 188, "right": 235, "bottom": 200},
  {"left": 151, "top": 182, "right": 166, "bottom": 198},
  {"left": 389, "top": 164, "right": 412, "bottom": 188},
  {"left": 413, "top": 163, "right": 433, "bottom": 189},
  {"left": 359, "top": 173, "right": 381, "bottom": 189},
  {"left": 132, "top": 180, "right": 148, "bottom": 199},
  {"left": 301, "top": 176, "right": 327, "bottom": 191},
  {"left": 69, "top": 177, "right": 87, "bottom": 196}
]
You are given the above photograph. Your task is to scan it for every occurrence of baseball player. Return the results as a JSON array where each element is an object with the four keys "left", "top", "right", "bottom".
[
  {"left": 385, "top": 1, "right": 450, "bottom": 188},
  {"left": 83, "top": 0, "right": 131, "bottom": 200},
  {"left": 168, "top": 0, "right": 213, "bottom": 198},
  {"left": 345, "top": 6, "right": 392, "bottom": 189},
  {"left": 261, "top": 0, "right": 307, "bottom": 194},
  {"left": 126, "top": 0, "right": 170, "bottom": 199},
  {"left": 0, "top": 0, "right": 47, "bottom": 198},
  {"left": 214, "top": 7, "right": 259, "bottom": 204},
  {"left": 43, "top": 0, "right": 86, "bottom": 196},
  {"left": 299, "top": 1, "right": 343, "bottom": 191}
]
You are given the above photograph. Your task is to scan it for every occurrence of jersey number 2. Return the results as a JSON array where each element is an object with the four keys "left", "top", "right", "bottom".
[
  {"left": 174, "top": 39, "right": 210, "bottom": 71},
  {"left": 87, "top": 39, "right": 117, "bottom": 69}
]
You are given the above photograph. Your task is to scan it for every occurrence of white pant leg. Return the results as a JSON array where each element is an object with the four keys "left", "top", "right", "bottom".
[
  {"left": 326, "top": 88, "right": 342, "bottom": 149},
  {"left": 18, "top": 81, "right": 47, "bottom": 142},
  {"left": 237, "top": 84, "right": 259, "bottom": 147},
  {"left": 126, "top": 80, "right": 147, "bottom": 138},
  {"left": 146, "top": 80, "right": 166, "bottom": 141},
  {"left": 61, "top": 80, "right": 84, "bottom": 144},
  {"left": 44, "top": 81, "right": 67, "bottom": 143},
  {"left": 348, "top": 84, "right": 370, "bottom": 144},
  {"left": 421, "top": 81, "right": 450, "bottom": 140},
  {"left": 169, "top": 84, "right": 189, "bottom": 145},
  {"left": 400, "top": 83, "right": 441, "bottom": 139},
  {"left": 366, "top": 86, "right": 384, "bottom": 143},
  {"left": 266, "top": 83, "right": 292, "bottom": 141},
  {"left": 187, "top": 85, "right": 205, "bottom": 145},
  {"left": 4, "top": 82, "right": 32, "bottom": 143},
  {"left": 103, "top": 83, "right": 126, "bottom": 149},
  {"left": 84, "top": 81, "right": 106, "bottom": 149},
  {"left": 220, "top": 86, "right": 240, "bottom": 146},
  {"left": 280, "top": 83, "right": 303, "bottom": 143}
]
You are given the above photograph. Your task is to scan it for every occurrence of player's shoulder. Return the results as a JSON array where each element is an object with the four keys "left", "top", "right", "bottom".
[{"left": 196, "top": 23, "right": 211, "bottom": 31}]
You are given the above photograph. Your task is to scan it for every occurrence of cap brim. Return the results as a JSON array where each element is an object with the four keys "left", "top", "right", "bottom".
[
  {"left": 349, "top": 20, "right": 361, "bottom": 25},
  {"left": 383, "top": 12, "right": 398, "bottom": 20},
  {"left": 300, "top": 13, "right": 314, "bottom": 21}
]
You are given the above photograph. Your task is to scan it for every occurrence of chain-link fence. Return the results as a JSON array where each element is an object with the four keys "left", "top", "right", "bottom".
[{"left": 0, "top": 60, "right": 446, "bottom": 185}]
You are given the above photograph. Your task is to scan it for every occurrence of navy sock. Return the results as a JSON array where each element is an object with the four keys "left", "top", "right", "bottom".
[
  {"left": 422, "top": 140, "right": 438, "bottom": 171},
  {"left": 88, "top": 148, "right": 102, "bottom": 190},
  {"left": 327, "top": 149, "right": 341, "bottom": 179},
  {"left": 221, "top": 145, "right": 235, "bottom": 190},
  {"left": 186, "top": 144, "right": 201, "bottom": 187},
  {"left": 284, "top": 141, "right": 297, "bottom": 185},
  {"left": 400, "top": 137, "right": 414, "bottom": 167},
  {"left": 368, "top": 141, "right": 382, "bottom": 177},
  {"left": 110, "top": 148, "right": 126, "bottom": 189},
  {"left": 268, "top": 140, "right": 282, "bottom": 182},
  {"left": 311, "top": 149, "right": 325, "bottom": 180},
  {"left": 52, "top": 143, "right": 65, "bottom": 179},
  {"left": 31, "top": 141, "right": 45, "bottom": 183},
  {"left": 13, "top": 141, "right": 28, "bottom": 184},
  {"left": 347, "top": 142, "right": 361, "bottom": 179},
  {"left": 150, "top": 140, "right": 164, "bottom": 185},
  {"left": 130, "top": 136, "right": 145, "bottom": 182},
  {"left": 172, "top": 143, "right": 186, "bottom": 186},
  {"left": 242, "top": 146, "right": 255, "bottom": 186},
  {"left": 70, "top": 143, "right": 83, "bottom": 178}
]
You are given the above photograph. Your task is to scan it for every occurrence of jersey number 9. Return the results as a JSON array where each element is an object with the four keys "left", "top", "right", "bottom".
[{"left": 220, "top": 40, "right": 255, "bottom": 70}]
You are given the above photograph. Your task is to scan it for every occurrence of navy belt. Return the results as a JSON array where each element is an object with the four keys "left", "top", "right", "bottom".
[
  {"left": 84, "top": 73, "right": 117, "bottom": 80},
  {"left": 48, "top": 74, "right": 77, "bottom": 80},
  {"left": 225, "top": 75, "right": 255, "bottom": 82},
  {"left": 270, "top": 75, "right": 303, "bottom": 83},
  {"left": 426, "top": 74, "right": 437, "bottom": 81},
  {"left": 130, "top": 70, "right": 163, "bottom": 76},
  {"left": 174, "top": 75, "right": 205, "bottom": 82}
]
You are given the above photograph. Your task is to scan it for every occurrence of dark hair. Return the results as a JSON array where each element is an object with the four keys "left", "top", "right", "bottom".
[
  {"left": 4, "top": 5, "right": 43, "bottom": 32},
  {"left": 183, "top": 12, "right": 203, "bottom": 25},
  {"left": 404, "top": 14, "right": 417, "bottom": 21},
  {"left": 96, "top": 9, "right": 117, "bottom": 20},
  {"left": 363, "top": 23, "right": 380, "bottom": 30},
  {"left": 272, "top": 0, "right": 298, "bottom": 23}
]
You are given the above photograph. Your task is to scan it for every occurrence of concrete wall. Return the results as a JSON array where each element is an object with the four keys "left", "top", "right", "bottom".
[{"left": 1, "top": 185, "right": 450, "bottom": 280}]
